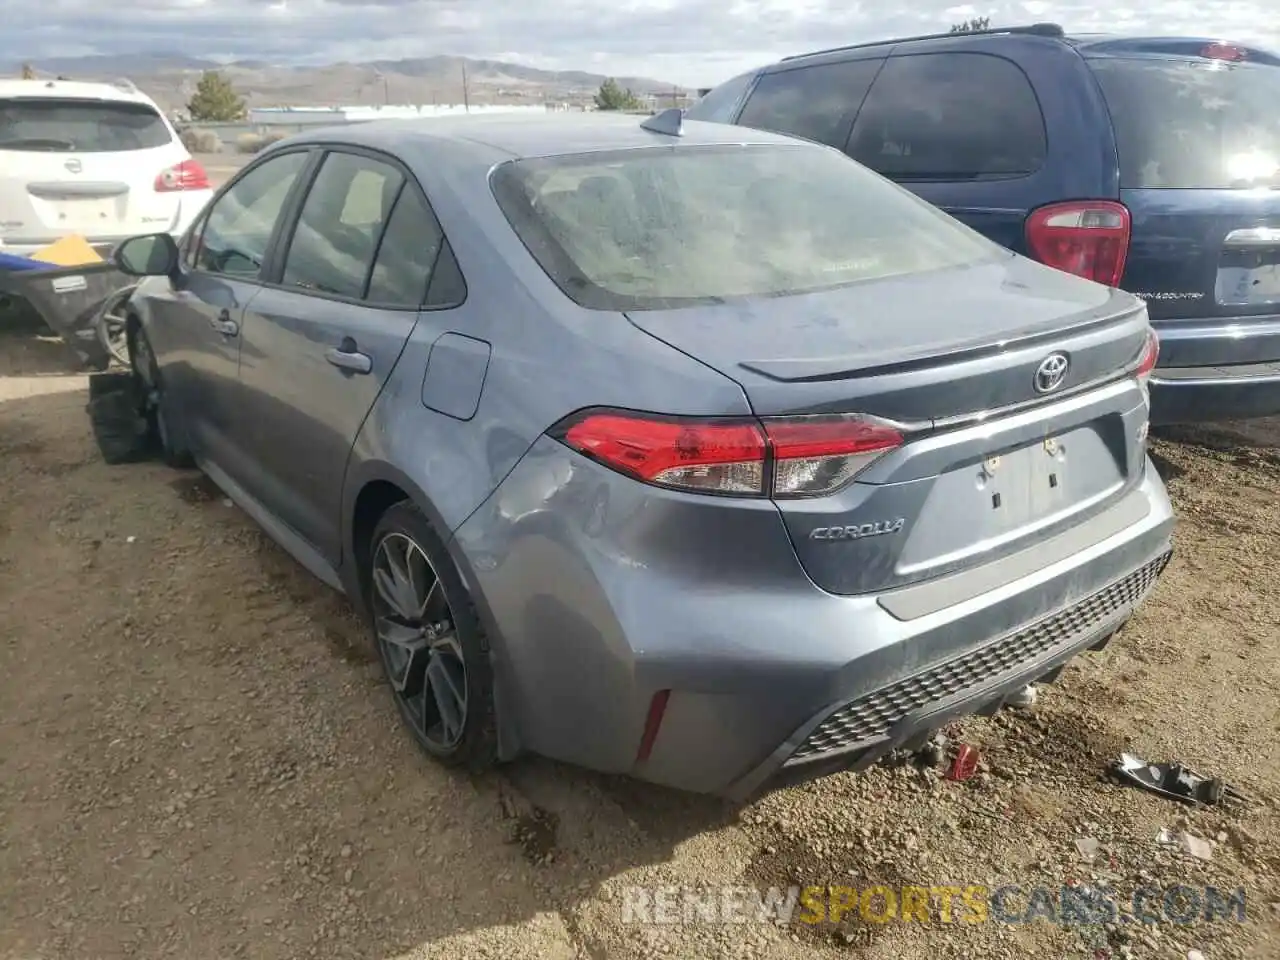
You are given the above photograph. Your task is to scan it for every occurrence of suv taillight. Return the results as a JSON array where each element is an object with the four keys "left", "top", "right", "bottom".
[
  {"left": 554, "top": 411, "right": 904, "bottom": 498},
  {"left": 155, "top": 159, "right": 211, "bottom": 192},
  {"left": 1025, "top": 200, "right": 1131, "bottom": 287}
]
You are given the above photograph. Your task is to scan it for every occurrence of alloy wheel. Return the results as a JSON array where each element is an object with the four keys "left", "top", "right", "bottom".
[
  {"left": 371, "top": 532, "right": 469, "bottom": 751},
  {"left": 98, "top": 288, "right": 136, "bottom": 368}
]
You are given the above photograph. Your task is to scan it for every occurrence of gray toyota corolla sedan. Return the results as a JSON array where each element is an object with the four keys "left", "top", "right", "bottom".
[{"left": 111, "top": 110, "right": 1174, "bottom": 799}]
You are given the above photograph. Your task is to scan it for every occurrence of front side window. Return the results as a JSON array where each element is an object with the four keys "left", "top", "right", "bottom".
[
  {"left": 847, "top": 53, "right": 1047, "bottom": 180},
  {"left": 281, "top": 151, "right": 404, "bottom": 299},
  {"left": 491, "top": 143, "right": 1003, "bottom": 311},
  {"left": 0, "top": 97, "right": 172, "bottom": 152},
  {"left": 196, "top": 151, "right": 308, "bottom": 279},
  {"left": 736, "top": 60, "right": 881, "bottom": 148}
]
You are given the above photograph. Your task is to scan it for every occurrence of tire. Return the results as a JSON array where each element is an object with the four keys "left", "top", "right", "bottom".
[
  {"left": 87, "top": 371, "right": 156, "bottom": 465},
  {"left": 367, "top": 501, "right": 498, "bottom": 771},
  {"left": 128, "top": 322, "right": 194, "bottom": 469}
]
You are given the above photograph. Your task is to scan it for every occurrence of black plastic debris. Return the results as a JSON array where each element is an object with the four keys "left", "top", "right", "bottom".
[{"left": 1112, "top": 752, "right": 1247, "bottom": 806}]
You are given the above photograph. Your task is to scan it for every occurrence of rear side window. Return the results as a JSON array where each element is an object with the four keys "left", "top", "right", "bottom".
[
  {"left": 365, "top": 188, "right": 446, "bottom": 307},
  {"left": 685, "top": 71, "right": 757, "bottom": 123},
  {"left": 736, "top": 60, "right": 881, "bottom": 148},
  {"left": 490, "top": 143, "right": 1002, "bottom": 311},
  {"left": 281, "top": 151, "right": 403, "bottom": 299},
  {"left": 848, "top": 53, "right": 1046, "bottom": 180},
  {"left": 1088, "top": 57, "right": 1280, "bottom": 189},
  {"left": 0, "top": 98, "right": 171, "bottom": 152}
]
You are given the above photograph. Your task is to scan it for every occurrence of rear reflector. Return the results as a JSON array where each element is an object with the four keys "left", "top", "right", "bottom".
[
  {"left": 1134, "top": 328, "right": 1159, "bottom": 382},
  {"left": 1202, "top": 42, "right": 1247, "bottom": 61},
  {"left": 555, "top": 410, "right": 904, "bottom": 498},
  {"left": 635, "top": 690, "right": 670, "bottom": 762},
  {"left": 155, "top": 159, "right": 211, "bottom": 192},
  {"left": 1025, "top": 200, "right": 1131, "bottom": 287}
]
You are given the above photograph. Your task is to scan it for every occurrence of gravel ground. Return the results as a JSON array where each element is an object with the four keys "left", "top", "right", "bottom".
[{"left": 2, "top": 324, "right": 1279, "bottom": 960}]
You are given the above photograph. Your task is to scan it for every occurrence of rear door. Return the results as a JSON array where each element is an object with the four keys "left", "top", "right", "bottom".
[
  {"left": 236, "top": 148, "right": 452, "bottom": 564},
  {"left": 844, "top": 50, "right": 1051, "bottom": 252},
  {"left": 0, "top": 95, "right": 190, "bottom": 247},
  {"left": 1086, "top": 53, "right": 1280, "bottom": 366}
]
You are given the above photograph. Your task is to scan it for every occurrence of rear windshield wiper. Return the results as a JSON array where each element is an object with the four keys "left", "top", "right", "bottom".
[{"left": 0, "top": 137, "right": 76, "bottom": 150}]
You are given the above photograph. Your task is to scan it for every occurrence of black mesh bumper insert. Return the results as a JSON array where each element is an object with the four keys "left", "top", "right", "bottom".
[{"left": 787, "top": 551, "right": 1170, "bottom": 764}]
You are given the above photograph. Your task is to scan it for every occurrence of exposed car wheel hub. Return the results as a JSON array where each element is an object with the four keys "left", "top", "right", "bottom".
[{"left": 371, "top": 532, "right": 468, "bottom": 751}]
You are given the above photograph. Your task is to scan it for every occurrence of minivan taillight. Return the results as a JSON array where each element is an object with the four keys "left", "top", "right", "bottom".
[
  {"left": 155, "top": 159, "right": 211, "bottom": 192},
  {"left": 555, "top": 411, "right": 904, "bottom": 498},
  {"left": 1025, "top": 200, "right": 1131, "bottom": 287}
]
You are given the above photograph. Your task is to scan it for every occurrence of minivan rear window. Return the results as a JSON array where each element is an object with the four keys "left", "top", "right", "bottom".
[
  {"left": 1088, "top": 57, "right": 1280, "bottom": 189},
  {"left": 490, "top": 143, "right": 1004, "bottom": 311},
  {"left": 0, "top": 98, "right": 172, "bottom": 153}
]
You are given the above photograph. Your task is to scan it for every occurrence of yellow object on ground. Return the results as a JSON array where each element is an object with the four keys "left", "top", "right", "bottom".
[{"left": 29, "top": 234, "right": 103, "bottom": 267}]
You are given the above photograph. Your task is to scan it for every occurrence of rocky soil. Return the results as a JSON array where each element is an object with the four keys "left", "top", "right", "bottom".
[{"left": 2, "top": 325, "right": 1278, "bottom": 960}]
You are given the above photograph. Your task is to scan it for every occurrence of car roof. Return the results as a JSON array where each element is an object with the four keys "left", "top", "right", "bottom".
[
  {"left": 0, "top": 77, "right": 159, "bottom": 106},
  {"left": 283, "top": 111, "right": 810, "bottom": 165},
  {"left": 771, "top": 24, "right": 1279, "bottom": 69}
]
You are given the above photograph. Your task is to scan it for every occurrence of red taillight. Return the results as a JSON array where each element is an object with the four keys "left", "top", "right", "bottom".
[
  {"left": 563, "top": 413, "right": 766, "bottom": 495},
  {"left": 155, "top": 159, "right": 211, "bottom": 192},
  {"left": 1135, "top": 328, "right": 1159, "bottom": 383},
  {"left": 1202, "top": 42, "right": 1246, "bottom": 61},
  {"left": 1025, "top": 201, "right": 1131, "bottom": 287},
  {"left": 557, "top": 410, "right": 904, "bottom": 498}
]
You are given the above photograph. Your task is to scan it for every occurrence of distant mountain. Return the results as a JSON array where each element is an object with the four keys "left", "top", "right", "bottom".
[{"left": 10, "top": 52, "right": 683, "bottom": 110}]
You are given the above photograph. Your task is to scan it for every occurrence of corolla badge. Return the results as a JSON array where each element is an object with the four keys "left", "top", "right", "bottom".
[
  {"left": 1033, "top": 352, "right": 1069, "bottom": 394},
  {"left": 810, "top": 519, "right": 905, "bottom": 541}
]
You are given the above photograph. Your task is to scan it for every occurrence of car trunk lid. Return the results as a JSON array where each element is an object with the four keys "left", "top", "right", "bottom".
[{"left": 625, "top": 255, "right": 1154, "bottom": 596}]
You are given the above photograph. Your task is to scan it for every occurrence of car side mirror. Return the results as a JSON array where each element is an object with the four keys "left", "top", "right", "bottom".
[{"left": 113, "top": 233, "right": 180, "bottom": 278}]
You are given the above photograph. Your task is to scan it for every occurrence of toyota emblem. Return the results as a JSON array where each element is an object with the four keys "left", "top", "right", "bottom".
[
  {"left": 1033, "top": 353, "right": 1069, "bottom": 394},
  {"left": 64, "top": 158, "right": 82, "bottom": 174}
]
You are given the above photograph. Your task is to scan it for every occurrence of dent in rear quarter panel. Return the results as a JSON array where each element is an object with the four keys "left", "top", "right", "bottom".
[{"left": 450, "top": 435, "right": 841, "bottom": 789}]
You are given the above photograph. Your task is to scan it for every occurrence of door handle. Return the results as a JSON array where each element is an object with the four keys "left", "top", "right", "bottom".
[
  {"left": 209, "top": 308, "right": 239, "bottom": 337},
  {"left": 325, "top": 338, "right": 372, "bottom": 374}
]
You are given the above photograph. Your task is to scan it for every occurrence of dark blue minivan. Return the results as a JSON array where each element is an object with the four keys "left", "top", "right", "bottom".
[{"left": 689, "top": 24, "right": 1280, "bottom": 425}]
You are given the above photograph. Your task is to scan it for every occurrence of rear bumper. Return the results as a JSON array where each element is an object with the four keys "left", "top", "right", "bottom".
[
  {"left": 1149, "top": 362, "right": 1280, "bottom": 425},
  {"left": 728, "top": 548, "right": 1168, "bottom": 799},
  {"left": 1150, "top": 317, "right": 1280, "bottom": 424},
  {"left": 453, "top": 438, "right": 1176, "bottom": 798}
]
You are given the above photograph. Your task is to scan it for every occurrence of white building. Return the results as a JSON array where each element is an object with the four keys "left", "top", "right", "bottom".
[{"left": 247, "top": 103, "right": 571, "bottom": 126}]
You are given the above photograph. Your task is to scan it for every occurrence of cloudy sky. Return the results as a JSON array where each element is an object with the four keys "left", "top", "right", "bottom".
[{"left": 6, "top": 0, "right": 1279, "bottom": 87}]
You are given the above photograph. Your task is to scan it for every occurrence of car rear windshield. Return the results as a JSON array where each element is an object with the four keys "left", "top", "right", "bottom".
[
  {"left": 1087, "top": 57, "right": 1280, "bottom": 189},
  {"left": 489, "top": 143, "right": 1003, "bottom": 311},
  {"left": 0, "top": 98, "right": 172, "bottom": 152}
]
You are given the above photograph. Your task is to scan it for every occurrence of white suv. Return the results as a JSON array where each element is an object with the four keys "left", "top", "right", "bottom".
[{"left": 0, "top": 78, "right": 213, "bottom": 258}]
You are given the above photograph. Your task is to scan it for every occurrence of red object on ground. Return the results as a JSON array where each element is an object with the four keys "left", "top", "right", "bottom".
[{"left": 946, "top": 744, "right": 980, "bottom": 781}]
